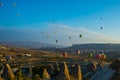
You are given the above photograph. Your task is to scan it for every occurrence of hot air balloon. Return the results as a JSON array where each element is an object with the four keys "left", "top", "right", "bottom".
[
  {"left": 0, "top": 3, "right": 3, "bottom": 6},
  {"left": 100, "top": 17, "right": 103, "bottom": 20},
  {"left": 76, "top": 50, "right": 80, "bottom": 55},
  {"left": 69, "top": 36, "right": 71, "bottom": 39},
  {"left": 100, "top": 53, "right": 106, "bottom": 59},
  {"left": 46, "top": 35, "right": 49, "bottom": 38},
  {"left": 100, "top": 53, "right": 106, "bottom": 64},
  {"left": 88, "top": 53, "right": 93, "bottom": 58},
  {"left": 79, "top": 34, "right": 82, "bottom": 38},
  {"left": 96, "top": 54, "right": 101, "bottom": 59},
  {"left": 41, "top": 32, "right": 44, "bottom": 34},
  {"left": 13, "top": 2, "right": 16, "bottom": 6},
  {"left": 56, "top": 40, "right": 58, "bottom": 43},
  {"left": 101, "top": 54, "right": 105, "bottom": 59},
  {"left": 100, "top": 27, "right": 103, "bottom": 30},
  {"left": 62, "top": 52, "right": 67, "bottom": 57}
]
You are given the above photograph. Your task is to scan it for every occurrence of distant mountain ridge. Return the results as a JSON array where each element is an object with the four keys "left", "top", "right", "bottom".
[
  {"left": 0, "top": 41, "right": 64, "bottom": 49},
  {"left": 70, "top": 43, "right": 120, "bottom": 51},
  {"left": 1, "top": 41, "right": 120, "bottom": 52}
]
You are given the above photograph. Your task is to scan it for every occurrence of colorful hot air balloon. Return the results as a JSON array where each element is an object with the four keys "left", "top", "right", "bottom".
[
  {"left": 101, "top": 54, "right": 106, "bottom": 59},
  {"left": 96, "top": 54, "right": 101, "bottom": 59},
  {"left": 62, "top": 52, "right": 67, "bottom": 57},
  {"left": 88, "top": 53, "right": 93, "bottom": 58},
  {"left": 76, "top": 50, "right": 80, "bottom": 55}
]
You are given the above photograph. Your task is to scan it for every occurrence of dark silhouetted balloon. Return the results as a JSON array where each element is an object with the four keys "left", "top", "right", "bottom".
[
  {"left": 79, "top": 34, "right": 82, "bottom": 38},
  {"left": 56, "top": 40, "right": 58, "bottom": 43},
  {"left": 100, "top": 27, "right": 103, "bottom": 30},
  {"left": 69, "top": 36, "right": 71, "bottom": 39},
  {"left": 100, "top": 17, "right": 103, "bottom": 20},
  {"left": 46, "top": 35, "right": 50, "bottom": 38},
  {"left": 0, "top": 3, "right": 3, "bottom": 6}
]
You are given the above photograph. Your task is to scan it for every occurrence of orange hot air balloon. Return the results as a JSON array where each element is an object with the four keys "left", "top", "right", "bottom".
[{"left": 101, "top": 54, "right": 106, "bottom": 59}]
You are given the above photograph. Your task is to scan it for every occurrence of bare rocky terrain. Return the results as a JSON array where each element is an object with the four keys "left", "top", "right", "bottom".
[{"left": 0, "top": 45, "right": 119, "bottom": 80}]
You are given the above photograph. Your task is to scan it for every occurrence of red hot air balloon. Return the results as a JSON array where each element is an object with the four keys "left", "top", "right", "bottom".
[
  {"left": 62, "top": 52, "right": 67, "bottom": 57},
  {"left": 96, "top": 54, "right": 101, "bottom": 59},
  {"left": 101, "top": 54, "right": 106, "bottom": 59}
]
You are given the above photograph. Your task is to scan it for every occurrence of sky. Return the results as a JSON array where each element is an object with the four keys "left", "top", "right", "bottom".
[{"left": 0, "top": 0, "right": 120, "bottom": 46}]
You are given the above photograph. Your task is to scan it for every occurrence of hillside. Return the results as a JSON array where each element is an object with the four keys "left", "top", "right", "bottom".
[
  {"left": 0, "top": 41, "right": 64, "bottom": 49},
  {"left": 70, "top": 44, "right": 120, "bottom": 51}
]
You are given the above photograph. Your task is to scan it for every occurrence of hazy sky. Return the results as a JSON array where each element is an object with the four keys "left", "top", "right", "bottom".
[{"left": 0, "top": 0, "right": 120, "bottom": 46}]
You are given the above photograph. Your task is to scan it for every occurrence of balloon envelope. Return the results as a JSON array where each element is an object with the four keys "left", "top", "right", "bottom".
[
  {"left": 100, "top": 27, "right": 103, "bottom": 30},
  {"left": 79, "top": 34, "right": 82, "bottom": 38},
  {"left": 69, "top": 36, "right": 71, "bottom": 39},
  {"left": 88, "top": 53, "right": 93, "bottom": 58},
  {"left": 100, "top": 17, "right": 103, "bottom": 20},
  {"left": 101, "top": 54, "right": 106, "bottom": 59},
  {"left": 0, "top": 3, "right": 3, "bottom": 6},
  {"left": 56, "top": 40, "right": 58, "bottom": 43},
  {"left": 96, "top": 54, "right": 101, "bottom": 59},
  {"left": 13, "top": 3, "right": 16, "bottom": 6}
]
